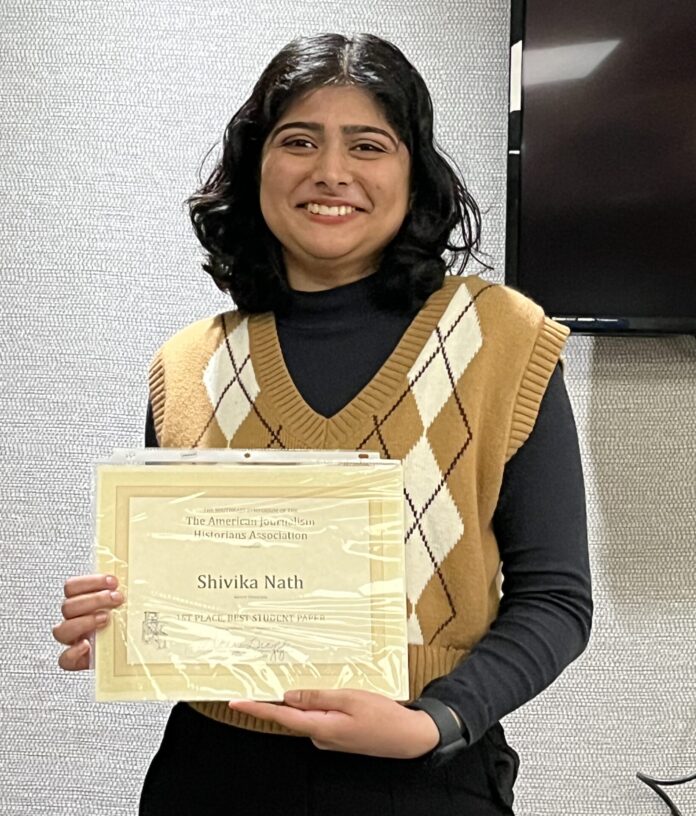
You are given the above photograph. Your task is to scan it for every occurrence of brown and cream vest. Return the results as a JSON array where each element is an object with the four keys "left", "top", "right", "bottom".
[{"left": 148, "top": 274, "right": 570, "bottom": 734}]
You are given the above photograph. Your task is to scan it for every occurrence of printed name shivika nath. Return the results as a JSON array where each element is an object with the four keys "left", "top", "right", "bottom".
[{"left": 196, "top": 573, "right": 304, "bottom": 590}]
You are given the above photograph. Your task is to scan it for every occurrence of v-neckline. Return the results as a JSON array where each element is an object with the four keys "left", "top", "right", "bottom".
[{"left": 247, "top": 276, "right": 460, "bottom": 448}]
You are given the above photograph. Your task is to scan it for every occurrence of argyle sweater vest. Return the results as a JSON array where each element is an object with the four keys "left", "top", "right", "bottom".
[{"left": 148, "top": 274, "right": 570, "bottom": 735}]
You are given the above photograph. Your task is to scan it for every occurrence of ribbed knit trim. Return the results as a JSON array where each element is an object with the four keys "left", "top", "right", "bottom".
[
  {"left": 186, "top": 643, "right": 469, "bottom": 735},
  {"left": 505, "top": 315, "right": 570, "bottom": 461},
  {"left": 247, "top": 278, "right": 461, "bottom": 448},
  {"left": 148, "top": 350, "right": 166, "bottom": 445}
]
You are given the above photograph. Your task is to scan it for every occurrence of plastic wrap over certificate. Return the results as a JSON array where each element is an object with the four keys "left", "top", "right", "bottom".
[{"left": 93, "top": 449, "right": 408, "bottom": 702}]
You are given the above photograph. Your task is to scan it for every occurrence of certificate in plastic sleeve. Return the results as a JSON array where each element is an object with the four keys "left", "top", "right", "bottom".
[{"left": 93, "top": 452, "right": 408, "bottom": 702}]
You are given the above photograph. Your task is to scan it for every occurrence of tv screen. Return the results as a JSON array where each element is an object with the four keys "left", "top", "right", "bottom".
[{"left": 506, "top": 0, "right": 696, "bottom": 334}]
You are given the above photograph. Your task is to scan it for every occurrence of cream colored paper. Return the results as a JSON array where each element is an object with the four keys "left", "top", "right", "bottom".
[{"left": 94, "top": 459, "right": 408, "bottom": 701}]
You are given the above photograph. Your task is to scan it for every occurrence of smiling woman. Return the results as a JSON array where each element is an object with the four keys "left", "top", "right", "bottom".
[
  {"left": 53, "top": 31, "right": 592, "bottom": 816},
  {"left": 259, "top": 85, "right": 411, "bottom": 291},
  {"left": 186, "top": 33, "right": 483, "bottom": 312}
]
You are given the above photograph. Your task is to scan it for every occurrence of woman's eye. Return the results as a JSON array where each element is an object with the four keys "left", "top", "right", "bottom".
[
  {"left": 282, "top": 138, "right": 315, "bottom": 149},
  {"left": 353, "top": 143, "right": 386, "bottom": 153}
]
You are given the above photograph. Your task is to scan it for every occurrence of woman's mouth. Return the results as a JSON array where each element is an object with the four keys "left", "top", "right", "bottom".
[{"left": 300, "top": 202, "right": 364, "bottom": 218}]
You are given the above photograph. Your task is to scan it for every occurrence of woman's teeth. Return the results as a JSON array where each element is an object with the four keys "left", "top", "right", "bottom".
[{"left": 305, "top": 203, "right": 357, "bottom": 216}]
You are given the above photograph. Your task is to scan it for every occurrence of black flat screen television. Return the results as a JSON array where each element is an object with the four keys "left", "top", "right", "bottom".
[{"left": 505, "top": 0, "right": 696, "bottom": 335}]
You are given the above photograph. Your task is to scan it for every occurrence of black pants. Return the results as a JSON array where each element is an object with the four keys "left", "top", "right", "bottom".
[{"left": 139, "top": 702, "right": 519, "bottom": 815}]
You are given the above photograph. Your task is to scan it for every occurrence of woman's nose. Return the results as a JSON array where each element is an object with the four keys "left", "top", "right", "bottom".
[{"left": 310, "top": 145, "right": 353, "bottom": 187}]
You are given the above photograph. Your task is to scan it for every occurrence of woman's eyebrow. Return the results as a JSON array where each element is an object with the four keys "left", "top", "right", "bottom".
[
  {"left": 270, "top": 121, "right": 321, "bottom": 140},
  {"left": 342, "top": 125, "right": 398, "bottom": 147},
  {"left": 270, "top": 121, "right": 398, "bottom": 147}
]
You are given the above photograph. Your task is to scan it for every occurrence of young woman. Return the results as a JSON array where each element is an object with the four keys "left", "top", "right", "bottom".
[{"left": 53, "top": 33, "right": 592, "bottom": 815}]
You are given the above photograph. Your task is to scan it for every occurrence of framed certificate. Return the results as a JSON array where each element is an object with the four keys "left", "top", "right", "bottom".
[{"left": 93, "top": 453, "right": 408, "bottom": 702}]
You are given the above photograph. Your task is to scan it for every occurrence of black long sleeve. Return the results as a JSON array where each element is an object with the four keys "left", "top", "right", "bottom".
[{"left": 145, "top": 400, "right": 158, "bottom": 448}]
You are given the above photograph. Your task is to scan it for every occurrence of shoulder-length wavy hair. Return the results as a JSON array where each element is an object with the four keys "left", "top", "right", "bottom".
[{"left": 186, "top": 33, "right": 485, "bottom": 314}]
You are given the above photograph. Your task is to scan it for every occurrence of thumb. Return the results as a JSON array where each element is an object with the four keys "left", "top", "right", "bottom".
[{"left": 283, "top": 689, "right": 357, "bottom": 712}]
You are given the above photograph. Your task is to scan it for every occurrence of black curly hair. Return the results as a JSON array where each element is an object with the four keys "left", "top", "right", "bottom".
[{"left": 186, "top": 33, "right": 485, "bottom": 314}]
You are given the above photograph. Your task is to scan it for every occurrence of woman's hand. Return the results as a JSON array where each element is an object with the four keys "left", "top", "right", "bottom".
[
  {"left": 228, "top": 689, "right": 440, "bottom": 759},
  {"left": 52, "top": 574, "right": 124, "bottom": 670}
]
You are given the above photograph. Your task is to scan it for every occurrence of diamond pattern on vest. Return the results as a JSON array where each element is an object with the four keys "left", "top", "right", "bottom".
[
  {"left": 409, "top": 289, "right": 483, "bottom": 426},
  {"left": 403, "top": 435, "right": 464, "bottom": 621},
  {"left": 201, "top": 313, "right": 285, "bottom": 448},
  {"left": 360, "top": 284, "right": 485, "bottom": 644}
]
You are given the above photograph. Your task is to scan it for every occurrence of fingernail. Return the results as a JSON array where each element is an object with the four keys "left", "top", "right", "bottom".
[
  {"left": 95, "top": 612, "right": 108, "bottom": 625},
  {"left": 76, "top": 640, "right": 89, "bottom": 657},
  {"left": 105, "top": 575, "right": 117, "bottom": 588},
  {"left": 284, "top": 691, "right": 300, "bottom": 703},
  {"left": 110, "top": 591, "right": 123, "bottom": 603}
]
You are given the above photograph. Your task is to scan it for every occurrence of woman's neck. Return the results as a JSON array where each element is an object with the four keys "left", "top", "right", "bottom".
[
  {"left": 283, "top": 254, "right": 378, "bottom": 292},
  {"left": 277, "top": 269, "right": 383, "bottom": 329}
]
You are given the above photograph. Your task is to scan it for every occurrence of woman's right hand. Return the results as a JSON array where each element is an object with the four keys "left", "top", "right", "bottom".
[{"left": 52, "top": 574, "right": 125, "bottom": 670}]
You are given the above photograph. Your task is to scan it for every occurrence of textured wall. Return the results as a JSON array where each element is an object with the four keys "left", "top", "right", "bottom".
[{"left": 1, "top": 1, "right": 694, "bottom": 814}]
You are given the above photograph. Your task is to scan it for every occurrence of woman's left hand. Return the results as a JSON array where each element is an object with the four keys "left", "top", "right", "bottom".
[{"left": 228, "top": 689, "right": 440, "bottom": 759}]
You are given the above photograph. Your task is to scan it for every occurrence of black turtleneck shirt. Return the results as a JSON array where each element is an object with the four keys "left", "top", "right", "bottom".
[{"left": 144, "top": 274, "right": 592, "bottom": 747}]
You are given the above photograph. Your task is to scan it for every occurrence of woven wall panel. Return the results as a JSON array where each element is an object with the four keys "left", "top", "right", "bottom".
[{"left": 1, "top": 1, "right": 694, "bottom": 814}]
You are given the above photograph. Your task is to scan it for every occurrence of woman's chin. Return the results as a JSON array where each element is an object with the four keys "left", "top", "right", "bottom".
[{"left": 295, "top": 243, "right": 365, "bottom": 263}]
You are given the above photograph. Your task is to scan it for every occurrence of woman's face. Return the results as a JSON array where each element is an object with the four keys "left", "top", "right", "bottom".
[{"left": 259, "top": 85, "right": 411, "bottom": 288}]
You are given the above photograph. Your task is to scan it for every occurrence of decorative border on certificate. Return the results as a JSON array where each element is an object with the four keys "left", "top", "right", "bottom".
[{"left": 94, "top": 461, "right": 407, "bottom": 701}]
